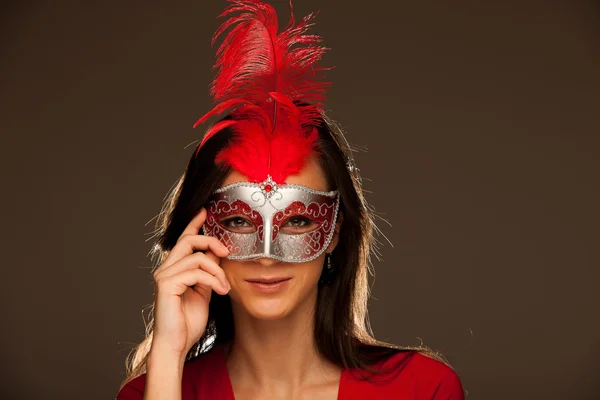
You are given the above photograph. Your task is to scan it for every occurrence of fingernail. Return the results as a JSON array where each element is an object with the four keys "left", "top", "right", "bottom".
[{"left": 221, "top": 278, "right": 229, "bottom": 290}]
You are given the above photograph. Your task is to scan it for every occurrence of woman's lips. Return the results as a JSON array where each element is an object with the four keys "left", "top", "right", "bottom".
[
  {"left": 246, "top": 277, "right": 291, "bottom": 284},
  {"left": 246, "top": 277, "right": 292, "bottom": 293}
]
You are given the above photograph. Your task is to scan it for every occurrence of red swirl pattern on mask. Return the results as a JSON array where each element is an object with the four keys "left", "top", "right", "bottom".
[
  {"left": 204, "top": 199, "right": 264, "bottom": 241},
  {"left": 272, "top": 200, "right": 337, "bottom": 241}
]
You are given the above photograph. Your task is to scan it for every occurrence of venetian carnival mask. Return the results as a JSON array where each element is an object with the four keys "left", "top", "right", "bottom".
[
  {"left": 192, "top": 0, "right": 341, "bottom": 263},
  {"left": 203, "top": 176, "right": 340, "bottom": 263}
]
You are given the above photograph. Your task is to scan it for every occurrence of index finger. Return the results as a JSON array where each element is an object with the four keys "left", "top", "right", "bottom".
[{"left": 179, "top": 207, "right": 207, "bottom": 240}]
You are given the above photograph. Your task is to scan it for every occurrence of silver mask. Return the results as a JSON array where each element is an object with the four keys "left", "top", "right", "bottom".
[{"left": 202, "top": 176, "right": 340, "bottom": 263}]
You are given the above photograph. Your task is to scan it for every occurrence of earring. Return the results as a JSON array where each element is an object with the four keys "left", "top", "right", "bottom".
[{"left": 318, "top": 252, "right": 336, "bottom": 285}]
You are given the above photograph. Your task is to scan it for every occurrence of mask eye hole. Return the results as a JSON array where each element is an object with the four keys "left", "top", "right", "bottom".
[
  {"left": 280, "top": 215, "right": 319, "bottom": 235},
  {"left": 219, "top": 215, "right": 257, "bottom": 233}
]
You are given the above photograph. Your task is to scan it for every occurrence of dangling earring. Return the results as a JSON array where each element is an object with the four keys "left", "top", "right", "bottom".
[{"left": 319, "top": 252, "right": 336, "bottom": 285}]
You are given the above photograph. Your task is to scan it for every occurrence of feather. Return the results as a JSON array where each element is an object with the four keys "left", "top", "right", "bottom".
[
  {"left": 192, "top": 0, "right": 330, "bottom": 183},
  {"left": 215, "top": 120, "right": 319, "bottom": 183}
]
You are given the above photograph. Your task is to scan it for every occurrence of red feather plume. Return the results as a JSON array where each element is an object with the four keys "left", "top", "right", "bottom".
[{"left": 193, "top": 0, "right": 331, "bottom": 184}]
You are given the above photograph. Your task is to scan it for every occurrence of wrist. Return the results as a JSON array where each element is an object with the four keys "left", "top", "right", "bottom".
[
  {"left": 147, "top": 344, "right": 187, "bottom": 372},
  {"left": 144, "top": 345, "right": 186, "bottom": 399}
]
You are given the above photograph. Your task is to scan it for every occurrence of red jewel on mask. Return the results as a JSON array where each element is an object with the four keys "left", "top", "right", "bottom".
[{"left": 259, "top": 175, "right": 279, "bottom": 199}]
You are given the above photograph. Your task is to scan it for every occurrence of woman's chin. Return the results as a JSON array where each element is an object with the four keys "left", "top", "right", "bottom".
[{"left": 244, "top": 297, "right": 294, "bottom": 320}]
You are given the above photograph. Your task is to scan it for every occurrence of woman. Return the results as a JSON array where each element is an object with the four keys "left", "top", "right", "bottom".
[{"left": 117, "top": 1, "right": 465, "bottom": 399}]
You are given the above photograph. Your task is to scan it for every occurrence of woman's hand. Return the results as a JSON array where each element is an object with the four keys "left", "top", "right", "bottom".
[{"left": 149, "top": 208, "right": 231, "bottom": 361}]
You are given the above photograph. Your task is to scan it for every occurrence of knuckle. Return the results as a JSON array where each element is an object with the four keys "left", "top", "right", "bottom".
[
  {"left": 154, "top": 274, "right": 169, "bottom": 286},
  {"left": 192, "top": 251, "right": 206, "bottom": 263},
  {"left": 194, "top": 269, "right": 208, "bottom": 282},
  {"left": 177, "top": 233, "right": 191, "bottom": 244}
]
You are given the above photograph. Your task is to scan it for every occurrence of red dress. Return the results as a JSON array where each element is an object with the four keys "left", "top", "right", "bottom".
[{"left": 116, "top": 343, "right": 464, "bottom": 399}]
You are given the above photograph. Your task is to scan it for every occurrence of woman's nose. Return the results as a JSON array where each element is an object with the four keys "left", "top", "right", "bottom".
[{"left": 254, "top": 256, "right": 280, "bottom": 267}]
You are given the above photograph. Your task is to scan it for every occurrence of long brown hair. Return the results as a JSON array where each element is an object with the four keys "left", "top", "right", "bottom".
[{"left": 120, "top": 115, "right": 448, "bottom": 389}]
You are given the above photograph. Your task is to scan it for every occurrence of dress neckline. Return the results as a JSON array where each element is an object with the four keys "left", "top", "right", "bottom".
[{"left": 213, "top": 342, "right": 346, "bottom": 399}]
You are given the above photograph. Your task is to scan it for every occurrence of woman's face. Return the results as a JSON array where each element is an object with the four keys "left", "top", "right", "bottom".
[{"left": 217, "top": 155, "right": 342, "bottom": 320}]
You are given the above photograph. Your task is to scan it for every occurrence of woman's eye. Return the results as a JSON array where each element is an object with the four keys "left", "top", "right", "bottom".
[
  {"left": 286, "top": 217, "right": 309, "bottom": 227},
  {"left": 231, "top": 217, "right": 250, "bottom": 227},
  {"left": 281, "top": 216, "right": 317, "bottom": 233},
  {"left": 220, "top": 216, "right": 256, "bottom": 232}
]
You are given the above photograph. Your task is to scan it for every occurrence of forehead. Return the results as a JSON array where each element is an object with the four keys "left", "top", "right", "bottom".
[{"left": 220, "top": 154, "right": 328, "bottom": 191}]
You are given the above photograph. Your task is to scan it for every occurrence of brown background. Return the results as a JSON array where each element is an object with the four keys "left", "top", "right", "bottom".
[{"left": 1, "top": 1, "right": 599, "bottom": 399}]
